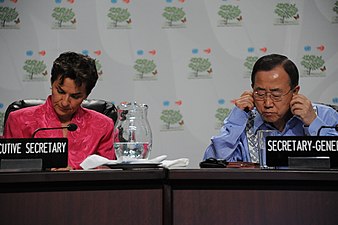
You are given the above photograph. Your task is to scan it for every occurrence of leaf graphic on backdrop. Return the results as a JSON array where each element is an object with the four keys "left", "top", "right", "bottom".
[
  {"left": 39, "top": 50, "right": 46, "bottom": 56},
  {"left": 94, "top": 50, "right": 101, "bottom": 55},
  {"left": 149, "top": 50, "right": 156, "bottom": 55},
  {"left": 260, "top": 47, "right": 267, "bottom": 53},
  {"left": 204, "top": 48, "right": 211, "bottom": 54},
  {"left": 163, "top": 101, "right": 170, "bottom": 107},
  {"left": 317, "top": 45, "right": 325, "bottom": 52},
  {"left": 26, "top": 50, "right": 33, "bottom": 56}
]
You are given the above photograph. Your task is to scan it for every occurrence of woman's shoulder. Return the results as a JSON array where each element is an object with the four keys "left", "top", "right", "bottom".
[
  {"left": 79, "top": 107, "right": 115, "bottom": 125},
  {"left": 9, "top": 104, "right": 44, "bottom": 117}
]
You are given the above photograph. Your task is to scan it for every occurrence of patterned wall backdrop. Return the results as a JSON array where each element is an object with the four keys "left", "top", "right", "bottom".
[{"left": 1, "top": 0, "right": 337, "bottom": 167}]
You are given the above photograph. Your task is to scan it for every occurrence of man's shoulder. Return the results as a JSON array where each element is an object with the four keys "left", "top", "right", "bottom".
[{"left": 313, "top": 102, "right": 338, "bottom": 113}]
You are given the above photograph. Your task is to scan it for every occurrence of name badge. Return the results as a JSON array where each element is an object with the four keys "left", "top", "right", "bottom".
[
  {"left": 266, "top": 136, "right": 338, "bottom": 168},
  {"left": 0, "top": 138, "right": 68, "bottom": 169}
]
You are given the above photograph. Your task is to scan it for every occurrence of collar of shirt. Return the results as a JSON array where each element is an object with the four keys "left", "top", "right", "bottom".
[
  {"left": 252, "top": 109, "right": 303, "bottom": 135},
  {"left": 45, "top": 95, "right": 85, "bottom": 124}
]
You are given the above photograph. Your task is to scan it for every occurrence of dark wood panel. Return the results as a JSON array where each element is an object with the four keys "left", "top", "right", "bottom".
[
  {"left": 173, "top": 189, "right": 338, "bottom": 225},
  {"left": 168, "top": 169, "right": 338, "bottom": 182},
  {"left": 0, "top": 189, "right": 162, "bottom": 225},
  {"left": 0, "top": 169, "right": 167, "bottom": 184},
  {"left": 2, "top": 169, "right": 338, "bottom": 225}
]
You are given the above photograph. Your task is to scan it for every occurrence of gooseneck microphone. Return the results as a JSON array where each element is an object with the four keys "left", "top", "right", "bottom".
[
  {"left": 317, "top": 124, "right": 338, "bottom": 136},
  {"left": 32, "top": 123, "right": 78, "bottom": 138}
]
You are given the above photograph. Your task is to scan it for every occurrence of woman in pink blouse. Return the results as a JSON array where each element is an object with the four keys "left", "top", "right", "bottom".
[{"left": 4, "top": 52, "right": 116, "bottom": 170}]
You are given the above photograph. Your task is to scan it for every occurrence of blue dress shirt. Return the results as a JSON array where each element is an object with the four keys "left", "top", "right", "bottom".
[{"left": 203, "top": 103, "right": 338, "bottom": 162}]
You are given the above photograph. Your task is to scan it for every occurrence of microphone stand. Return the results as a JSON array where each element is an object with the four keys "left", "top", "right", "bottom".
[{"left": 32, "top": 124, "right": 78, "bottom": 138}]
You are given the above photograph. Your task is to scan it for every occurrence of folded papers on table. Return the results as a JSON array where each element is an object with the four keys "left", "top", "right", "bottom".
[{"left": 80, "top": 154, "right": 189, "bottom": 170}]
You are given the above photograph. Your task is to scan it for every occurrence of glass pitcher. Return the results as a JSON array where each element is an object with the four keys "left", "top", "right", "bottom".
[{"left": 114, "top": 102, "right": 152, "bottom": 161}]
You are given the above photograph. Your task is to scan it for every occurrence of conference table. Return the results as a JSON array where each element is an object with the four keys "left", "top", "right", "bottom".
[
  {"left": 1, "top": 168, "right": 338, "bottom": 225},
  {"left": 0, "top": 169, "right": 166, "bottom": 225},
  {"left": 167, "top": 168, "right": 338, "bottom": 225}
]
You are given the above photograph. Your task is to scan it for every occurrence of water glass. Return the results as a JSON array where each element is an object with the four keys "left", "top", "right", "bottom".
[{"left": 257, "top": 130, "right": 278, "bottom": 169}]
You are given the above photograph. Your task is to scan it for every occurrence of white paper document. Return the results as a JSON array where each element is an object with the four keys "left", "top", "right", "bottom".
[{"left": 80, "top": 154, "right": 189, "bottom": 170}]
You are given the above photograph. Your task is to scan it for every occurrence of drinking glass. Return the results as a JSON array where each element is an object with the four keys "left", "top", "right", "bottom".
[{"left": 257, "top": 130, "right": 278, "bottom": 169}]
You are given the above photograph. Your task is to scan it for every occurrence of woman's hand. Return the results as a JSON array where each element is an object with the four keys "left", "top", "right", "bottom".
[{"left": 50, "top": 166, "right": 73, "bottom": 171}]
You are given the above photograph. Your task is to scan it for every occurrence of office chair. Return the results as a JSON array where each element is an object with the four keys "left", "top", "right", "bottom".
[
  {"left": 318, "top": 103, "right": 338, "bottom": 112},
  {"left": 3, "top": 99, "right": 117, "bottom": 128}
]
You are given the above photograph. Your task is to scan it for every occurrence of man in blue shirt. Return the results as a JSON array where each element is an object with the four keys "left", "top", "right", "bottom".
[{"left": 204, "top": 54, "right": 338, "bottom": 162}]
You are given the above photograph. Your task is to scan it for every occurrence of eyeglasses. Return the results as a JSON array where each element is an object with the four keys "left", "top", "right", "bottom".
[{"left": 253, "top": 88, "right": 293, "bottom": 102}]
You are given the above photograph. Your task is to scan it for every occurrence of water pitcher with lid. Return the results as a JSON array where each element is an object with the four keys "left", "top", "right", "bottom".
[{"left": 114, "top": 102, "right": 152, "bottom": 161}]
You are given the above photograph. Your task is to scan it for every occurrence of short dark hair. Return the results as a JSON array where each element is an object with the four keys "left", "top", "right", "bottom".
[
  {"left": 251, "top": 54, "right": 299, "bottom": 89},
  {"left": 51, "top": 52, "right": 98, "bottom": 96}
]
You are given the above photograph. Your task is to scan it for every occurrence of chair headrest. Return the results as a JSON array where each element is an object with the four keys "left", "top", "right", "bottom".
[
  {"left": 3, "top": 99, "right": 117, "bottom": 128},
  {"left": 82, "top": 99, "right": 117, "bottom": 122}
]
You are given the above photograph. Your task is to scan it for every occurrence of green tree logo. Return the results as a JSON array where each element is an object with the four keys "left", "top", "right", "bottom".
[
  {"left": 188, "top": 57, "right": 211, "bottom": 77},
  {"left": 160, "top": 109, "right": 183, "bottom": 129},
  {"left": 334, "top": 1, "right": 338, "bottom": 14},
  {"left": 133, "top": 59, "right": 157, "bottom": 79},
  {"left": 274, "top": 3, "right": 298, "bottom": 24},
  {"left": 95, "top": 60, "right": 103, "bottom": 76},
  {"left": 244, "top": 56, "right": 258, "bottom": 71},
  {"left": 52, "top": 7, "right": 75, "bottom": 28},
  {"left": 332, "top": 1, "right": 338, "bottom": 23},
  {"left": 107, "top": 7, "right": 131, "bottom": 28},
  {"left": 23, "top": 59, "right": 47, "bottom": 80},
  {"left": 0, "top": 6, "right": 19, "bottom": 27},
  {"left": 218, "top": 5, "right": 241, "bottom": 25},
  {"left": 215, "top": 107, "right": 230, "bottom": 124},
  {"left": 162, "top": 7, "right": 185, "bottom": 27},
  {"left": 0, "top": 111, "right": 4, "bottom": 135},
  {"left": 301, "top": 55, "right": 325, "bottom": 75}
]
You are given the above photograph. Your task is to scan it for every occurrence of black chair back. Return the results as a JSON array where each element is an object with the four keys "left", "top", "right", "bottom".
[
  {"left": 317, "top": 103, "right": 338, "bottom": 112},
  {"left": 3, "top": 99, "right": 117, "bottom": 128}
]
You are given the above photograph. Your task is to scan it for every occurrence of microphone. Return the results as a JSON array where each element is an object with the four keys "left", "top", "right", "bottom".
[
  {"left": 317, "top": 124, "right": 338, "bottom": 136},
  {"left": 67, "top": 123, "right": 78, "bottom": 131},
  {"left": 32, "top": 123, "right": 78, "bottom": 138}
]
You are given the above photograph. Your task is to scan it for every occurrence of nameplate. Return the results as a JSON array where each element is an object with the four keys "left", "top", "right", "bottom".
[
  {"left": 266, "top": 136, "right": 338, "bottom": 168},
  {"left": 0, "top": 138, "right": 68, "bottom": 169}
]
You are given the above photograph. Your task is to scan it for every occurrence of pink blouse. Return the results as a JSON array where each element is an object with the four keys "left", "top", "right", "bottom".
[{"left": 4, "top": 96, "right": 116, "bottom": 169}]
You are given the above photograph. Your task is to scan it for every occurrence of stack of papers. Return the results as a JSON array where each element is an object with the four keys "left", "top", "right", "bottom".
[{"left": 80, "top": 154, "right": 189, "bottom": 170}]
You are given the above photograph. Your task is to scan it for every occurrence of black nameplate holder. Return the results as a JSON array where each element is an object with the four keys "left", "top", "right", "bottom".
[
  {"left": 0, "top": 138, "right": 68, "bottom": 171},
  {"left": 266, "top": 136, "right": 338, "bottom": 170}
]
